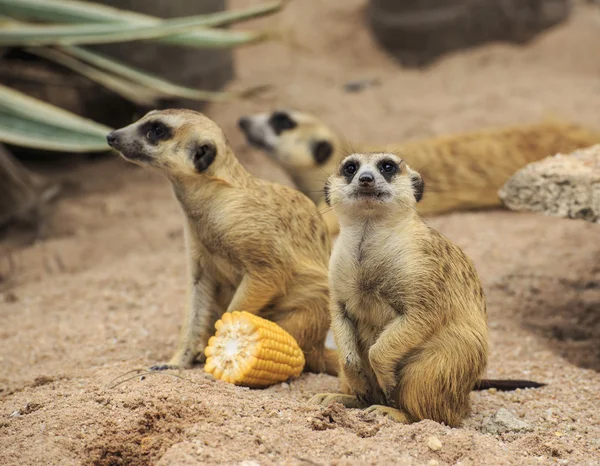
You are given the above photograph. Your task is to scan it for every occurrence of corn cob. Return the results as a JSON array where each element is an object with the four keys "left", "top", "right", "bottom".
[{"left": 204, "top": 311, "right": 305, "bottom": 388}]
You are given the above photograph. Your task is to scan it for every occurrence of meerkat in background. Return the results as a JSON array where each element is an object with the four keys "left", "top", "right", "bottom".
[
  {"left": 107, "top": 109, "right": 338, "bottom": 375},
  {"left": 310, "top": 153, "right": 543, "bottom": 426},
  {"left": 238, "top": 110, "right": 600, "bottom": 236}
]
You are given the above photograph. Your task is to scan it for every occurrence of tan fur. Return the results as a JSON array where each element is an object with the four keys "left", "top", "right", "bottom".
[
  {"left": 107, "top": 109, "right": 338, "bottom": 375},
  {"left": 238, "top": 110, "right": 600, "bottom": 236},
  {"left": 310, "top": 153, "right": 488, "bottom": 426}
]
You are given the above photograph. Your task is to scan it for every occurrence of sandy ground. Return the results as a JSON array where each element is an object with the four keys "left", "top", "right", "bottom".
[{"left": 1, "top": 1, "right": 600, "bottom": 465}]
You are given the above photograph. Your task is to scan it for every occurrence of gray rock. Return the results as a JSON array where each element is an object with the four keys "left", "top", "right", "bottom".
[
  {"left": 499, "top": 144, "right": 600, "bottom": 223},
  {"left": 482, "top": 408, "right": 533, "bottom": 435}
]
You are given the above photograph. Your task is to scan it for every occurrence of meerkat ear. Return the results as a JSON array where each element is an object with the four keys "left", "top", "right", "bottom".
[
  {"left": 191, "top": 143, "right": 217, "bottom": 172},
  {"left": 311, "top": 140, "right": 333, "bottom": 165},
  {"left": 324, "top": 179, "right": 331, "bottom": 206},
  {"left": 410, "top": 171, "right": 425, "bottom": 202}
]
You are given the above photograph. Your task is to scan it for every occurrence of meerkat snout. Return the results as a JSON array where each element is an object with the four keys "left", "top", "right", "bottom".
[
  {"left": 106, "top": 131, "right": 117, "bottom": 147},
  {"left": 358, "top": 172, "right": 375, "bottom": 188},
  {"left": 237, "top": 116, "right": 251, "bottom": 132}
]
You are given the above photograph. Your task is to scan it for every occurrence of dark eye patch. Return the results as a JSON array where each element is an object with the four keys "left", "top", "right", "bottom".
[
  {"left": 139, "top": 120, "right": 172, "bottom": 145},
  {"left": 312, "top": 140, "right": 333, "bottom": 165},
  {"left": 341, "top": 160, "right": 359, "bottom": 183},
  {"left": 268, "top": 111, "right": 297, "bottom": 135},
  {"left": 377, "top": 159, "right": 399, "bottom": 182}
]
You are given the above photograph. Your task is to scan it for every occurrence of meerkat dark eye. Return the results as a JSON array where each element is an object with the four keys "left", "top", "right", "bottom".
[
  {"left": 268, "top": 112, "right": 297, "bottom": 135},
  {"left": 341, "top": 161, "right": 358, "bottom": 181},
  {"left": 378, "top": 159, "right": 398, "bottom": 182},
  {"left": 148, "top": 125, "right": 164, "bottom": 139},
  {"left": 381, "top": 161, "right": 396, "bottom": 173},
  {"left": 344, "top": 162, "right": 357, "bottom": 175},
  {"left": 140, "top": 120, "right": 172, "bottom": 145}
]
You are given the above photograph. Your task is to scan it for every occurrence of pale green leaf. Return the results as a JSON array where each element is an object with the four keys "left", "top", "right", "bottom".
[
  {"left": 27, "top": 47, "right": 159, "bottom": 106},
  {"left": 0, "top": 5, "right": 271, "bottom": 47},
  {"left": 0, "top": 83, "right": 112, "bottom": 137},
  {"left": 58, "top": 46, "right": 268, "bottom": 102},
  {"left": 0, "top": 0, "right": 283, "bottom": 29},
  {"left": 0, "top": 108, "right": 109, "bottom": 152}
]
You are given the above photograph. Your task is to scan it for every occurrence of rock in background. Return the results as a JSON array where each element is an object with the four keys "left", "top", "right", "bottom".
[
  {"left": 368, "top": 0, "right": 572, "bottom": 67},
  {"left": 499, "top": 144, "right": 600, "bottom": 223}
]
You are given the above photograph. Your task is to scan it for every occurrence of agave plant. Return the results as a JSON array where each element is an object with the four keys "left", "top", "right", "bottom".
[
  {"left": 0, "top": 0, "right": 283, "bottom": 152},
  {"left": 0, "top": 0, "right": 282, "bottom": 229}
]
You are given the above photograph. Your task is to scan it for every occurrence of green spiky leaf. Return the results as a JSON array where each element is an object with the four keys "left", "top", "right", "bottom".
[
  {"left": 0, "top": 109, "right": 109, "bottom": 152},
  {"left": 0, "top": 13, "right": 266, "bottom": 47},
  {"left": 27, "top": 47, "right": 160, "bottom": 106},
  {"left": 0, "top": 83, "right": 112, "bottom": 137},
  {"left": 0, "top": 0, "right": 279, "bottom": 48},
  {"left": 0, "top": 0, "right": 282, "bottom": 29},
  {"left": 53, "top": 46, "right": 269, "bottom": 102}
]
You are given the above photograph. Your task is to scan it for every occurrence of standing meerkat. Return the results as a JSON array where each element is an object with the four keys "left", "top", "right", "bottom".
[
  {"left": 238, "top": 110, "right": 600, "bottom": 236},
  {"left": 107, "top": 109, "right": 338, "bottom": 375},
  {"left": 310, "top": 152, "right": 542, "bottom": 426}
]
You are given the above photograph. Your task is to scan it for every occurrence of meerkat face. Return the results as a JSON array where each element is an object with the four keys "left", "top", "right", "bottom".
[
  {"left": 106, "top": 109, "right": 230, "bottom": 178},
  {"left": 237, "top": 110, "right": 335, "bottom": 170},
  {"left": 325, "top": 153, "right": 424, "bottom": 217}
]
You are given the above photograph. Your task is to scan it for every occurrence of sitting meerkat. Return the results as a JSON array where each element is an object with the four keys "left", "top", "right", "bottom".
[
  {"left": 310, "top": 152, "right": 541, "bottom": 426},
  {"left": 106, "top": 109, "right": 338, "bottom": 375},
  {"left": 238, "top": 110, "right": 600, "bottom": 236}
]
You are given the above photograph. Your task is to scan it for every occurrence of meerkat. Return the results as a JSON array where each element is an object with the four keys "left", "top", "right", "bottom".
[
  {"left": 309, "top": 152, "right": 543, "bottom": 426},
  {"left": 238, "top": 110, "right": 600, "bottom": 236},
  {"left": 106, "top": 109, "right": 338, "bottom": 375}
]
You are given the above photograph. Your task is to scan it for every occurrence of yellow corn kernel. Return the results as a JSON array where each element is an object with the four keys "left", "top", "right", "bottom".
[{"left": 204, "top": 311, "right": 305, "bottom": 388}]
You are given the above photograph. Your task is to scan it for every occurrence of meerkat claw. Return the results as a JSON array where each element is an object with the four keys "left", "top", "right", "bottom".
[
  {"left": 309, "top": 393, "right": 366, "bottom": 408},
  {"left": 149, "top": 364, "right": 179, "bottom": 372},
  {"left": 364, "top": 405, "right": 411, "bottom": 423}
]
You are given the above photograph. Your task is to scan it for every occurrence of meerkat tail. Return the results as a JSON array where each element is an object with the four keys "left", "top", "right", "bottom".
[
  {"left": 473, "top": 379, "right": 547, "bottom": 391},
  {"left": 304, "top": 347, "right": 339, "bottom": 376}
]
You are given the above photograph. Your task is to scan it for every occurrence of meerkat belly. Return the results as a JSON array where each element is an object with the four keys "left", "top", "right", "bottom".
[{"left": 332, "top": 233, "right": 406, "bottom": 350}]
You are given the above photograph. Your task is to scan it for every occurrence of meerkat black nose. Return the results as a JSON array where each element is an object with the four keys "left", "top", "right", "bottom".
[
  {"left": 106, "top": 131, "right": 117, "bottom": 147},
  {"left": 358, "top": 172, "right": 375, "bottom": 187},
  {"left": 238, "top": 117, "right": 250, "bottom": 132}
]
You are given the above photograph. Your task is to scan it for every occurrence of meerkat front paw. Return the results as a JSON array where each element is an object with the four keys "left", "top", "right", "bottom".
[
  {"left": 149, "top": 364, "right": 180, "bottom": 372},
  {"left": 152, "top": 349, "right": 206, "bottom": 372},
  {"left": 364, "top": 405, "right": 411, "bottom": 423},
  {"left": 368, "top": 351, "right": 396, "bottom": 394},
  {"left": 309, "top": 393, "right": 366, "bottom": 409},
  {"left": 342, "top": 362, "right": 370, "bottom": 394}
]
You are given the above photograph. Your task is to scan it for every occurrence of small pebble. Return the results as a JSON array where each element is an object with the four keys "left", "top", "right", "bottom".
[
  {"left": 482, "top": 407, "right": 533, "bottom": 435},
  {"left": 427, "top": 436, "right": 443, "bottom": 451},
  {"left": 343, "top": 78, "right": 380, "bottom": 93}
]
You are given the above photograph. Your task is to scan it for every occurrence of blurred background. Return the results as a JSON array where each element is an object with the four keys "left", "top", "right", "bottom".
[{"left": 0, "top": 0, "right": 596, "bottom": 237}]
